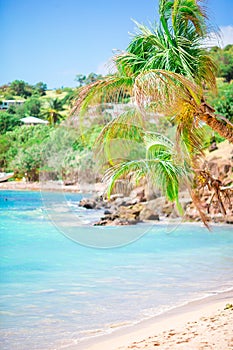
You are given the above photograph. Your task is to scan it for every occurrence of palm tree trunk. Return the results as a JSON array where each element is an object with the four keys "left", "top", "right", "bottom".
[
  {"left": 197, "top": 102, "right": 233, "bottom": 143},
  {"left": 198, "top": 112, "right": 233, "bottom": 143}
]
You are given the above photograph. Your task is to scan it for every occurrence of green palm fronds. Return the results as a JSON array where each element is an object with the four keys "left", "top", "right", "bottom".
[
  {"left": 118, "top": 0, "right": 216, "bottom": 87},
  {"left": 42, "top": 98, "right": 65, "bottom": 125},
  {"left": 96, "top": 107, "right": 144, "bottom": 145},
  {"left": 103, "top": 132, "right": 187, "bottom": 208},
  {"left": 93, "top": 108, "right": 145, "bottom": 168},
  {"left": 70, "top": 0, "right": 232, "bottom": 225}
]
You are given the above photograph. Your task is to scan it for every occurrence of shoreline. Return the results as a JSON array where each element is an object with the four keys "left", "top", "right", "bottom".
[
  {"left": 0, "top": 181, "right": 105, "bottom": 193},
  {"left": 1, "top": 183, "right": 232, "bottom": 228},
  {"left": 76, "top": 289, "right": 233, "bottom": 350}
]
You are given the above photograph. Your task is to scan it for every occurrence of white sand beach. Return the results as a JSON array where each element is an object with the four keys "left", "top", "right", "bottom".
[{"left": 81, "top": 291, "right": 233, "bottom": 350}]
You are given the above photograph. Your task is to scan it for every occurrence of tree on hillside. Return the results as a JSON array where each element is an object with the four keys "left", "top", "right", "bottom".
[
  {"left": 0, "top": 134, "right": 11, "bottom": 169},
  {"left": 34, "top": 82, "right": 47, "bottom": 96},
  {"left": 15, "top": 97, "right": 42, "bottom": 118},
  {"left": 0, "top": 84, "right": 10, "bottom": 95},
  {"left": 0, "top": 125, "right": 51, "bottom": 173},
  {"left": 85, "top": 73, "right": 102, "bottom": 85},
  {"left": 12, "top": 145, "right": 42, "bottom": 182},
  {"left": 42, "top": 98, "right": 65, "bottom": 125},
  {"left": 9, "top": 80, "right": 33, "bottom": 98},
  {"left": 75, "top": 73, "right": 102, "bottom": 87},
  {"left": 75, "top": 74, "right": 87, "bottom": 87},
  {"left": 208, "top": 81, "right": 233, "bottom": 123},
  {"left": 210, "top": 45, "right": 233, "bottom": 82}
]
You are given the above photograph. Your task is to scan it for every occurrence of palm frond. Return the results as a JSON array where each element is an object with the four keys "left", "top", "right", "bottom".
[
  {"left": 95, "top": 107, "right": 144, "bottom": 147},
  {"left": 134, "top": 69, "right": 202, "bottom": 115},
  {"left": 146, "top": 131, "right": 172, "bottom": 152},
  {"left": 71, "top": 75, "right": 134, "bottom": 116},
  {"left": 172, "top": 0, "right": 207, "bottom": 37},
  {"left": 94, "top": 110, "right": 145, "bottom": 167},
  {"left": 122, "top": 5, "right": 216, "bottom": 87},
  {"left": 103, "top": 132, "right": 188, "bottom": 207}
]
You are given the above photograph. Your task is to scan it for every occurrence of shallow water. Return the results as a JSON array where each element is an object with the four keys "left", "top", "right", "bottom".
[{"left": 0, "top": 191, "right": 233, "bottom": 350}]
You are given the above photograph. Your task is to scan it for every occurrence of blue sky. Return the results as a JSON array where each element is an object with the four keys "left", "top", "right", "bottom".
[{"left": 1, "top": 0, "right": 233, "bottom": 89}]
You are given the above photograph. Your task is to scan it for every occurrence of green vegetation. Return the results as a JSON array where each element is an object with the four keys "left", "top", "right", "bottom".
[
  {"left": 0, "top": 80, "right": 47, "bottom": 99},
  {"left": 0, "top": 125, "right": 85, "bottom": 181},
  {"left": 0, "top": 112, "right": 22, "bottom": 134},
  {"left": 104, "top": 133, "right": 186, "bottom": 212},
  {"left": 0, "top": 0, "right": 232, "bottom": 225},
  {"left": 0, "top": 73, "right": 108, "bottom": 181},
  {"left": 210, "top": 45, "right": 233, "bottom": 82},
  {"left": 17, "top": 97, "right": 42, "bottom": 118},
  {"left": 42, "top": 98, "right": 65, "bottom": 125},
  {"left": 75, "top": 73, "right": 103, "bottom": 87},
  {"left": 207, "top": 79, "right": 233, "bottom": 123}
]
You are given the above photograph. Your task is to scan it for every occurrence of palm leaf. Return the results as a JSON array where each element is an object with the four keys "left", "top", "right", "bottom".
[
  {"left": 71, "top": 75, "right": 134, "bottom": 117},
  {"left": 103, "top": 132, "right": 187, "bottom": 208},
  {"left": 134, "top": 69, "right": 202, "bottom": 115},
  {"left": 92, "top": 107, "right": 145, "bottom": 166}
]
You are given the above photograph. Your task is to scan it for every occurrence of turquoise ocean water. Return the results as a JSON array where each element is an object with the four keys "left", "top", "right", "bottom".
[{"left": 0, "top": 190, "right": 233, "bottom": 350}]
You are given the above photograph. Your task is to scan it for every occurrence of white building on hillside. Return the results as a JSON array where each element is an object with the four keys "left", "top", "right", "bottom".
[
  {"left": 0, "top": 100, "right": 24, "bottom": 110},
  {"left": 20, "top": 116, "right": 48, "bottom": 125}
]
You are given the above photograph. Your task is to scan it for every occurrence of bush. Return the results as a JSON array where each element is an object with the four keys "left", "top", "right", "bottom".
[
  {"left": 0, "top": 112, "right": 21, "bottom": 134},
  {"left": 16, "top": 97, "right": 42, "bottom": 118},
  {"left": 12, "top": 145, "right": 42, "bottom": 181}
]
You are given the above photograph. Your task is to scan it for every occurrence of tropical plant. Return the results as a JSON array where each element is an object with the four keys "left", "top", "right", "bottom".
[
  {"left": 42, "top": 98, "right": 65, "bottom": 125},
  {"left": 195, "top": 169, "right": 232, "bottom": 216},
  {"left": 72, "top": 0, "right": 233, "bottom": 143},
  {"left": 71, "top": 0, "right": 233, "bottom": 222},
  {"left": 104, "top": 133, "right": 187, "bottom": 207}
]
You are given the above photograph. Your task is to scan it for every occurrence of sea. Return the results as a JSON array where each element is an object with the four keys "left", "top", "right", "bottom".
[{"left": 0, "top": 190, "right": 233, "bottom": 350}]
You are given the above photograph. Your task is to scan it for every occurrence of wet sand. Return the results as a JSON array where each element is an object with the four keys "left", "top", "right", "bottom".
[{"left": 79, "top": 291, "right": 233, "bottom": 350}]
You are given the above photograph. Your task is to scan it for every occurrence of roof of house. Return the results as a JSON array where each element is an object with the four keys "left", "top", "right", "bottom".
[{"left": 20, "top": 116, "right": 49, "bottom": 125}]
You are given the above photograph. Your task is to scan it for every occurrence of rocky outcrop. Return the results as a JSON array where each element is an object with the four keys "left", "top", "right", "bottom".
[{"left": 94, "top": 202, "right": 144, "bottom": 226}]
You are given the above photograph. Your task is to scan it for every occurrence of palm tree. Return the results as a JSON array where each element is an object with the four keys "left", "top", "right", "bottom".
[
  {"left": 42, "top": 98, "right": 65, "bottom": 125},
  {"left": 71, "top": 0, "right": 232, "bottom": 221},
  {"left": 72, "top": 0, "right": 233, "bottom": 143}
]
